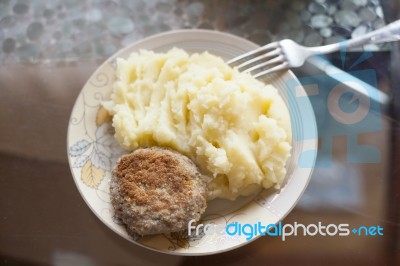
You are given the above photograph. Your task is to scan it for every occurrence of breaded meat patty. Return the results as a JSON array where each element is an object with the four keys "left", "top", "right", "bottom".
[{"left": 110, "top": 147, "right": 207, "bottom": 236}]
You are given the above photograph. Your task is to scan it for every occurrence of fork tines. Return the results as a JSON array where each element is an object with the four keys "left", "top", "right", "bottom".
[{"left": 227, "top": 41, "right": 286, "bottom": 78}]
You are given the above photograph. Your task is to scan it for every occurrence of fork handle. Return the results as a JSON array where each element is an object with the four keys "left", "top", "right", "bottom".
[{"left": 310, "top": 19, "right": 400, "bottom": 54}]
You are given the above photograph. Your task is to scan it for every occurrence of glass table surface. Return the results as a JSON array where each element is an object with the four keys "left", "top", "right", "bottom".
[{"left": 0, "top": 0, "right": 399, "bottom": 265}]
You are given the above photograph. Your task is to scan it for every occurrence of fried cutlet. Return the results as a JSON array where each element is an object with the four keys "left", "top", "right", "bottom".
[{"left": 110, "top": 147, "right": 207, "bottom": 236}]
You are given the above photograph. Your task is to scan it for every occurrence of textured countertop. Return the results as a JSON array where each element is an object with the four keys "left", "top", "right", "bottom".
[{"left": 0, "top": 0, "right": 390, "bottom": 65}]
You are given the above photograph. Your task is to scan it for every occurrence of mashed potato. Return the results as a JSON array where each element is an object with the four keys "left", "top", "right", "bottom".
[{"left": 103, "top": 48, "right": 292, "bottom": 200}]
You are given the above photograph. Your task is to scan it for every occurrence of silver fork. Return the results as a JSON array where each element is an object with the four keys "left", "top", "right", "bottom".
[{"left": 227, "top": 19, "right": 400, "bottom": 78}]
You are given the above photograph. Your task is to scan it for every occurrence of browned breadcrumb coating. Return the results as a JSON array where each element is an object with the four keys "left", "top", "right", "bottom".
[{"left": 110, "top": 147, "right": 207, "bottom": 236}]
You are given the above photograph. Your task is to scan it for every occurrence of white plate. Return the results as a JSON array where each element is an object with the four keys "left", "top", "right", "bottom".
[{"left": 67, "top": 29, "right": 317, "bottom": 255}]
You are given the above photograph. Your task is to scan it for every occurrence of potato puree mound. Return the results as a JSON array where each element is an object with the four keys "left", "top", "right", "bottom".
[{"left": 103, "top": 48, "right": 292, "bottom": 200}]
